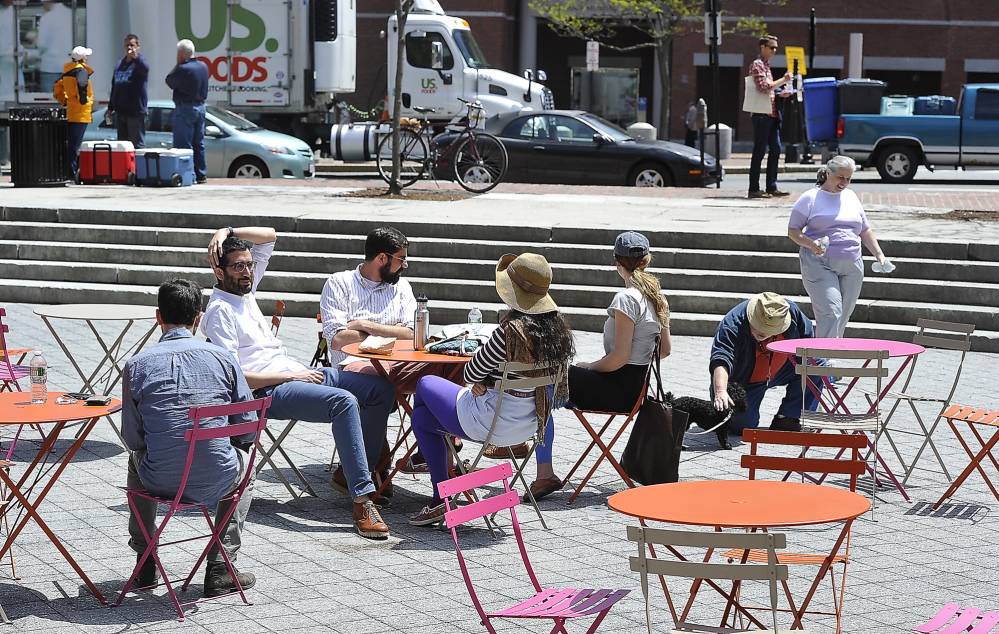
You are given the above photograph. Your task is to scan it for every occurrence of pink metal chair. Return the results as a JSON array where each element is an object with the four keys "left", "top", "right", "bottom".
[
  {"left": 439, "top": 462, "right": 629, "bottom": 634},
  {"left": 0, "top": 308, "right": 45, "bottom": 461},
  {"left": 915, "top": 603, "right": 999, "bottom": 634},
  {"left": 114, "top": 397, "right": 271, "bottom": 620}
]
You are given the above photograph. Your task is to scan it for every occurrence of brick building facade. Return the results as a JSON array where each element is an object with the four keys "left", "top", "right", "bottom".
[{"left": 349, "top": 2, "right": 999, "bottom": 143}]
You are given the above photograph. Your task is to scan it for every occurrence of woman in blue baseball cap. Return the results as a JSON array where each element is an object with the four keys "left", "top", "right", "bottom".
[{"left": 528, "top": 231, "right": 673, "bottom": 500}]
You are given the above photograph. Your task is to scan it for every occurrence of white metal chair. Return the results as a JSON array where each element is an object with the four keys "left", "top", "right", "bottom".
[
  {"left": 627, "top": 525, "right": 808, "bottom": 634},
  {"left": 796, "top": 347, "right": 888, "bottom": 514},
  {"left": 872, "top": 319, "right": 974, "bottom": 485},
  {"left": 445, "top": 361, "right": 563, "bottom": 530}
]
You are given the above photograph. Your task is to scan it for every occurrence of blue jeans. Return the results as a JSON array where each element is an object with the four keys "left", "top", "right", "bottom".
[
  {"left": 67, "top": 121, "right": 87, "bottom": 175},
  {"left": 116, "top": 113, "right": 146, "bottom": 148},
  {"left": 749, "top": 113, "right": 781, "bottom": 193},
  {"left": 711, "top": 360, "right": 823, "bottom": 433},
  {"left": 260, "top": 367, "right": 395, "bottom": 499},
  {"left": 800, "top": 250, "right": 865, "bottom": 339},
  {"left": 172, "top": 102, "right": 206, "bottom": 179}
]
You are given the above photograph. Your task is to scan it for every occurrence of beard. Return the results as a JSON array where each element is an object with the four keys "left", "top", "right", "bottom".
[{"left": 379, "top": 260, "right": 402, "bottom": 285}]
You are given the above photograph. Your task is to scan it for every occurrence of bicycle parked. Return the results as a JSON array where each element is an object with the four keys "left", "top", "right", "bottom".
[{"left": 375, "top": 98, "right": 509, "bottom": 193}]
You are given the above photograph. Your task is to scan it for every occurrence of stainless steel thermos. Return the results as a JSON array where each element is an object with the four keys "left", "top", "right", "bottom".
[{"left": 414, "top": 294, "right": 430, "bottom": 350}]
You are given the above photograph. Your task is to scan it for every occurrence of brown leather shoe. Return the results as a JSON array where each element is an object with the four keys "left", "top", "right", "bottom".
[
  {"left": 483, "top": 442, "right": 530, "bottom": 459},
  {"left": 766, "top": 188, "right": 791, "bottom": 196},
  {"left": 747, "top": 190, "right": 771, "bottom": 199},
  {"left": 332, "top": 466, "right": 393, "bottom": 504},
  {"left": 353, "top": 500, "right": 390, "bottom": 539},
  {"left": 529, "top": 475, "right": 564, "bottom": 501}
]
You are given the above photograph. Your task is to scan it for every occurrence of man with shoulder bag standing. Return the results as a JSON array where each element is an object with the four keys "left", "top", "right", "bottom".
[{"left": 746, "top": 35, "right": 793, "bottom": 199}]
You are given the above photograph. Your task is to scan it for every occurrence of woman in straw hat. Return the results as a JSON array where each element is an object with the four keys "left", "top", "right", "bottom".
[
  {"left": 529, "top": 231, "right": 672, "bottom": 500},
  {"left": 408, "top": 253, "right": 575, "bottom": 526}
]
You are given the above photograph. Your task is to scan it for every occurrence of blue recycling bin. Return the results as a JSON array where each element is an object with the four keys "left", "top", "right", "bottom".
[{"left": 803, "top": 77, "right": 838, "bottom": 143}]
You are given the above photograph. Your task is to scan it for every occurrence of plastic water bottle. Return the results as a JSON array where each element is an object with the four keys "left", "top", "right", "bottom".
[
  {"left": 413, "top": 294, "right": 430, "bottom": 350},
  {"left": 872, "top": 260, "right": 896, "bottom": 274},
  {"left": 817, "top": 236, "right": 830, "bottom": 255},
  {"left": 29, "top": 351, "right": 48, "bottom": 404},
  {"left": 467, "top": 306, "right": 482, "bottom": 324}
]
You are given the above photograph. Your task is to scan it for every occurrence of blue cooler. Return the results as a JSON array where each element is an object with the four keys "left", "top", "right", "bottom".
[
  {"left": 914, "top": 95, "right": 957, "bottom": 115},
  {"left": 134, "top": 148, "right": 195, "bottom": 187},
  {"left": 803, "top": 77, "right": 838, "bottom": 142}
]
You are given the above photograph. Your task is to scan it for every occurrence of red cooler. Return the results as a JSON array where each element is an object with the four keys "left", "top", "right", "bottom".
[{"left": 79, "top": 140, "right": 137, "bottom": 185}]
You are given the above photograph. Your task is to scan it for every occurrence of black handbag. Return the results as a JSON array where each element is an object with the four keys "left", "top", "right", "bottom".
[{"left": 620, "top": 346, "right": 688, "bottom": 486}]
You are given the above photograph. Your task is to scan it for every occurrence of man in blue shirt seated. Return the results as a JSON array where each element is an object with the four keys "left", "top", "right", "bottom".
[
  {"left": 165, "top": 38, "right": 209, "bottom": 183},
  {"left": 122, "top": 279, "right": 258, "bottom": 597}
]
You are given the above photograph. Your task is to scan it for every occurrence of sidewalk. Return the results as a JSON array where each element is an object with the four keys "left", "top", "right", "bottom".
[{"left": 1, "top": 301, "right": 998, "bottom": 633}]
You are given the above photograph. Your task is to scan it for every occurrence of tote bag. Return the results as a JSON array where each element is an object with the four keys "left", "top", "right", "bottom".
[
  {"left": 743, "top": 75, "right": 773, "bottom": 114},
  {"left": 619, "top": 341, "right": 688, "bottom": 486}
]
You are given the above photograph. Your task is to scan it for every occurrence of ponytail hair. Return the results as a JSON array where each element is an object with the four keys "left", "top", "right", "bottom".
[
  {"left": 816, "top": 155, "right": 856, "bottom": 185},
  {"left": 615, "top": 254, "right": 671, "bottom": 327}
]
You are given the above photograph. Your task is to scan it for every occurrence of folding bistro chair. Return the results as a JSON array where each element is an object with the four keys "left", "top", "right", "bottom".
[
  {"left": 0, "top": 459, "right": 18, "bottom": 582},
  {"left": 932, "top": 405, "right": 999, "bottom": 510},
  {"left": 914, "top": 603, "right": 999, "bottom": 634},
  {"left": 729, "top": 429, "right": 867, "bottom": 634},
  {"left": 871, "top": 319, "right": 974, "bottom": 486},
  {"left": 562, "top": 376, "right": 647, "bottom": 505},
  {"left": 270, "top": 300, "right": 286, "bottom": 335},
  {"left": 627, "top": 525, "right": 807, "bottom": 634},
  {"left": 116, "top": 397, "right": 271, "bottom": 620},
  {"left": 797, "top": 347, "right": 889, "bottom": 512},
  {"left": 439, "top": 463, "right": 629, "bottom": 634},
  {"left": 0, "top": 308, "right": 45, "bottom": 460},
  {"left": 446, "top": 361, "right": 563, "bottom": 529},
  {"left": 310, "top": 314, "right": 331, "bottom": 368}
]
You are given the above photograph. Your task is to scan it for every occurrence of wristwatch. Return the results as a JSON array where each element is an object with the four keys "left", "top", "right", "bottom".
[{"left": 226, "top": 226, "right": 234, "bottom": 239}]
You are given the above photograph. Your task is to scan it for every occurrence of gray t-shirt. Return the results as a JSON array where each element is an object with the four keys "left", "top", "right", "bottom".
[{"left": 602, "top": 287, "right": 666, "bottom": 365}]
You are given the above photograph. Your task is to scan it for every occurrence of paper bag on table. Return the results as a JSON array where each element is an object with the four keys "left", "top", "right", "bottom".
[{"left": 358, "top": 336, "right": 396, "bottom": 355}]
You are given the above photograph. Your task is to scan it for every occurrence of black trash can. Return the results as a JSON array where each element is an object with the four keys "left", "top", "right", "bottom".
[
  {"left": 9, "top": 107, "right": 71, "bottom": 187},
  {"left": 837, "top": 78, "right": 887, "bottom": 115}
]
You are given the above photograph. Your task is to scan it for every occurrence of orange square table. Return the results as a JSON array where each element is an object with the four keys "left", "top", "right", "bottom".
[
  {"left": 0, "top": 392, "right": 122, "bottom": 604},
  {"left": 609, "top": 480, "right": 870, "bottom": 631},
  {"left": 328, "top": 340, "right": 469, "bottom": 499}
]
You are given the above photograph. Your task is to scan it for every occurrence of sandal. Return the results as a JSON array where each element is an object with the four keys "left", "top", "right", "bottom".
[
  {"left": 397, "top": 456, "right": 430, "bottom": 474},
  {"left": 529, "top": 475, "right": 564, "bottom": 501}
]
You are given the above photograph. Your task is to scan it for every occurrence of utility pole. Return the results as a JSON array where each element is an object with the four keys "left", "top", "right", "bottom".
[{"left": 704, "top": 0, "right": 722, "bottom": 187}]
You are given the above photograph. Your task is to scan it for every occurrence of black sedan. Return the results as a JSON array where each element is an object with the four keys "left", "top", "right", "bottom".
[{"left": 477, "top": 110, "right": 722, "bottom": 187}]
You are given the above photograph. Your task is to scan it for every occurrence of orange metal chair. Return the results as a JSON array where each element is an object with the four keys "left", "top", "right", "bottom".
[
  {"left": 270, "top": 300, "right": 285, "bottom": 335},
  {"left": 115, "top": 397, "right": 271, "bottom": 620},
  {"left": 727, "top": 429, "right": 867, "bottom": 634},
  {"left": 933, "top": 405, "right": 999, "bottom": 510},
  {"left": 562, "top": 379, "right": 647, "bottom": 505}
]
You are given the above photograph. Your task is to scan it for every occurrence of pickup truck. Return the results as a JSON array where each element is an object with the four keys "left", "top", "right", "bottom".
[{"left": 836, "top": 84, "right": 999, "bottom": 182}]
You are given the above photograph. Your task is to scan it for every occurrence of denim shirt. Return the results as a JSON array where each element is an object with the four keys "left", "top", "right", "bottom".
[{"left": 122, "top": 327, "right": 255, "bottom": 505}]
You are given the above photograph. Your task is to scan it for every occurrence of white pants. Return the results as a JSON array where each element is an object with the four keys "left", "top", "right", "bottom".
[{"left": 799, "top": 249, "right": 865, "bottom": 339}]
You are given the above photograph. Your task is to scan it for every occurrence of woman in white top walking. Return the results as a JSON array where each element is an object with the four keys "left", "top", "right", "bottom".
[{"left": 787, "top": 155, "right": 891, "bottom": 338}]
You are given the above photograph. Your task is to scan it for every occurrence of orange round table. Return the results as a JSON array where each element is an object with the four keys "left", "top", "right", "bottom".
[
  {"left": 0, "top": 391, "right": 122, "bottom": 604},
  {"left": 608, "top": 479, "right": 870, "bottom": 528},
  {"left": 341, "top": 340, "right": 472, "bottom": 367}
]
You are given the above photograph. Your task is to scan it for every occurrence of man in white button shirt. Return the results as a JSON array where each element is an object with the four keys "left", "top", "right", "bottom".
[{"left": 201, "top": 226, "right": 394, "bottom": 539}]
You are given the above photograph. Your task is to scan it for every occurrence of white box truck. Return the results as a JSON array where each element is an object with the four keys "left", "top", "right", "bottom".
[{"left": 1, "top": 0, "right": 550, "bottom": 157}]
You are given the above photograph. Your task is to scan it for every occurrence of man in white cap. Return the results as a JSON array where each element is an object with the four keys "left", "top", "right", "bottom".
[
  {"left": 52, "top": 44, "right": 93, "bottom": 176},
  {"left": 709, "top": 292, "right": 822, "bottom": 434}
]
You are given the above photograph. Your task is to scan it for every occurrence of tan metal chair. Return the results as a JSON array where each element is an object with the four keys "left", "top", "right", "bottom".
[
  {"left": 627, "top": 525, "right": 808, "bottom": 634},
  {"left": 872, "top": 319, "right": 974, "bottom": 486},
  {"left": 445, "top": 361, "right": 562, "bottom": 530}
]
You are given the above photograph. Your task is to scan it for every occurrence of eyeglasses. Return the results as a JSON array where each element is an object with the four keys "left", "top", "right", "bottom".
[
  {"left": 386, "top": 253, "right": 408, "bottom": 265},
  {"left": 765, "top": 45, "right": 778, "bottom": 51},
  {"left": 222, "top": 261, "right": 257, "bottom": 273}
]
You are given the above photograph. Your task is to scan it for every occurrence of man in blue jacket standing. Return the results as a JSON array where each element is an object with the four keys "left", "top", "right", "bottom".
[
  {"left": 709, "top": 292, "right": 822, "bottom": 434},
  {"left": 109, "top": 34, "right": 148, "bottom": 148},
  {"left": 165, "top": 38, "right": 208, "bottom": 183}
]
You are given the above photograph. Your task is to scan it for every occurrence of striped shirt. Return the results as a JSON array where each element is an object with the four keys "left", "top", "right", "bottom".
[
  {"left": 749, "top": 57, "right": 778, "bottom": 118},
  {"left": 320, "top": 266, "right": 416, "bottom": 365},
  {"left": 465, "top": 327, "right": 508, "bottom": 385}
]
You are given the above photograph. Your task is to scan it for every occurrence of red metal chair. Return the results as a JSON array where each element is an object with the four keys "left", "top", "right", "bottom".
[
  {"left": 933, "top": 405, "right": 999, "bottom": 510},
  {"left": 115, "top": 397, "right": 271, "bottom": 620},
  {"left": 439, "top": 462, "right": 629, "bottom": 634}
]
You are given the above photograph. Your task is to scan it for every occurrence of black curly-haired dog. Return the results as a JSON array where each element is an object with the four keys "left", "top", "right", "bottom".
[{"left": 668, "top": 383, "right": 749, "bottom": 450}]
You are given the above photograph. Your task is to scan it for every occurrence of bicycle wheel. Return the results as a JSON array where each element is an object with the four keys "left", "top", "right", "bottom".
[
  {"left": 375, "top": 128, "right": 429, "bottom": 187},
  {"left": 452, "top": 132, "right": 508, "bottom": 193}
]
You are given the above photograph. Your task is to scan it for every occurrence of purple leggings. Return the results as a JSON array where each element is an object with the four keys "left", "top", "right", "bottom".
[{"left": 410, "top": 375, "right": 470, "bottom": 501}]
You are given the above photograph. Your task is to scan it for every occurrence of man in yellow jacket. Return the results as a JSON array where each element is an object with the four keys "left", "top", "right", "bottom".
[{"left": 53, "top": 45, "right": 94, "bottom": 177}]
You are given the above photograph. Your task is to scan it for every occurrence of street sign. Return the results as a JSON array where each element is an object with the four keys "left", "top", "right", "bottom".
[
  {"left": 785, "top": 46, "right": 807, "bottom": 76},
  {"left": 703, "top": 12, "right": 721, "bottom": 45},
  {"left": 586, "top": 41, "right": 599, "bottom": 71}
]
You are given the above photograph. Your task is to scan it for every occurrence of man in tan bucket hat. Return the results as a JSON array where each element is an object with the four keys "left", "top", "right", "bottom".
[{"left": 708, "top": 292, "right": 823, "bottom": 435}]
